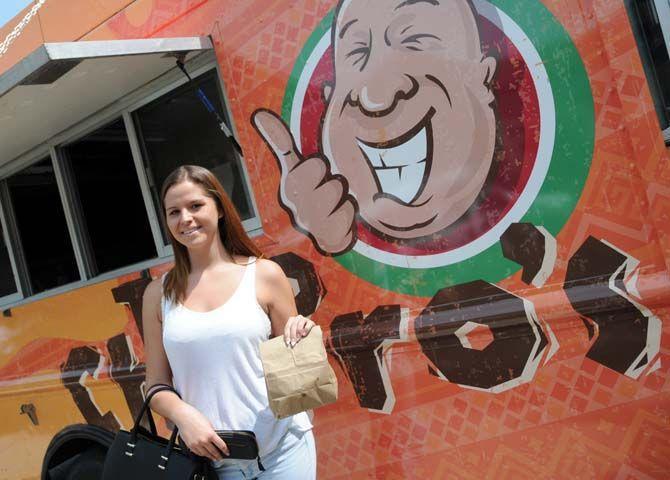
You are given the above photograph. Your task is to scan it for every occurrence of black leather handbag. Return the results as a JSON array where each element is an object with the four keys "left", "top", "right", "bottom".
[{"left": 102, "top": 384, "right": 215, "bottom": 480}]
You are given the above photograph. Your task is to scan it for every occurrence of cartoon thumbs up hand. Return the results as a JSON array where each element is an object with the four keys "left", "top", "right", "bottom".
[{"left": 252, "top": 109, "right": 358, "bottom": 255}]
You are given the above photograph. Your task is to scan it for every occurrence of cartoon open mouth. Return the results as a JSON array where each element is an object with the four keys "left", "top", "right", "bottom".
[{"left": 356, "top": 108, "right": 434, "bottom": 205}]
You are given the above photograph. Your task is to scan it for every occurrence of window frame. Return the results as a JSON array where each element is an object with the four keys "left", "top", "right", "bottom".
[
  {"left": 128, "top": 62, "right": 262, "bottom": 257},
  {"left": 625, "top": 0, "right": 670, "bottom": 142},
  {"left": 654, "top": 0, "right": 670, "bottom": 142},
  {"left": 653, "top": 0, "right": 670, "bottom": 60},
  {"left": 0, "top": 181, "right": 24, "bottom": 305},
  {"left": 0, "top": 51, "right": 262, "bottom": 310}
]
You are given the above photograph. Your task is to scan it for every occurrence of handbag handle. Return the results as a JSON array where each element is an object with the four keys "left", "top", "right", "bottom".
[
  {"left": 133, "top": 384, "right": 180, "bottom": 433},
  {"left": 130, "top": 384, "right": 181, "bottom": 448},
  {"left": 140, "top": 387, "right": 204, "bottom": 470},
  {"left": 143, "top": 383, "right": 177, "bottom": 434},
  {"left": 126, "top": 384, "right": 190, "bottom": 464},
  {"left": 124, "top": 385, "right": 206, "bottom": 472},
  {"left": 158, "top": 423, "right": 184, "bottom": 471}
]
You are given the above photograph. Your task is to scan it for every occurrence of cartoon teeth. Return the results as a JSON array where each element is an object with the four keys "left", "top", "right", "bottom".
[{"left": 357, "top": 127, "right": 428, "bottom": 204}]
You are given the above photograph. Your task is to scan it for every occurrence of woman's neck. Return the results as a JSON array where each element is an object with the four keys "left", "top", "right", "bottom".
[{"left": 187, "top": 238, "right": 236, "bottom": 274}]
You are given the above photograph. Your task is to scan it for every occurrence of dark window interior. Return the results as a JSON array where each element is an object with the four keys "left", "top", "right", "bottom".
[
  {"left": 0, "top": 64, "right": 254, "bottom": 305},
  {"left": 626, "top": 0, "right": 670, "bottom": 131},
  {"left": 0, "top": 221, "right": 17, "bottom": 298},
  {"left": 7, "top": 158, "right": 80, "bottom": 294},
  {"left": 63, "top": 118, "right": 157, "bottom": 275}
]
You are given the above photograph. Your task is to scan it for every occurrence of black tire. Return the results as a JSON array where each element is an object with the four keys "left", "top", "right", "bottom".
[
  {"left": 47, "top": 445, "right": 106, "bottom": 480},
  {"left": 42, "top": 424, "right": 114, "bottom": 480}
]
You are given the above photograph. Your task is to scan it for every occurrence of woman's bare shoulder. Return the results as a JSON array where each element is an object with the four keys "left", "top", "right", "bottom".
[
  {"left": 143, "top": 276, "right": 165, "bottom": 304},
  {"left": 255, "top": 258, "right": 286, "bottom": 283}
]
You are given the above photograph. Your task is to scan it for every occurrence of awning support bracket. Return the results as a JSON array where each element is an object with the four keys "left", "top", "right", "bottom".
[{"left": 175, "top": 58, "right": 243, "bottom": 155}]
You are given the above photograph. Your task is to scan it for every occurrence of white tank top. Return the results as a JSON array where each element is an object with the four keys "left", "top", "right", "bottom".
[{"left": 160, "top": 257, "right": 312, "bottom": 457}]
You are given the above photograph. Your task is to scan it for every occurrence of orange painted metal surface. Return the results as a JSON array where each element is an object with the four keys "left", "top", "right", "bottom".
[{"left": 0, "top": 0, "right": 669, "bottom": 478}]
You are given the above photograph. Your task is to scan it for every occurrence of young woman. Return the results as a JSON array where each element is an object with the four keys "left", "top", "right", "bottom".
[{"left": 141, "top": 165, "right": 317, "bottom": 479}]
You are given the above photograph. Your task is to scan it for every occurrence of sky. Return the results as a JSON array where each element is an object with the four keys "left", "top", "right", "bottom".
[{"left": 0, "top": 0, "right": 34, "bottom": 30}]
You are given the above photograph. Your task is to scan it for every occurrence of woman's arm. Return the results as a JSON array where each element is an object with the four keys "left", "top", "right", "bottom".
[
  {"left": 256, "top": 259, "right": 315, "bottom": 346},
  {"left": 141, "top": 278, "right": 228, "bottom": 460}
]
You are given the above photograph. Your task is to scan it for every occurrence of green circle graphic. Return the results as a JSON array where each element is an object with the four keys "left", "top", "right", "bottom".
[{"left": 281, "top": 0, "right": 594, "bottom": 297}]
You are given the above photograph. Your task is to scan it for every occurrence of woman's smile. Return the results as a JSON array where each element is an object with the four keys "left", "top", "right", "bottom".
[{"left": 181, "top": 226, "right": 202, "bottom": 236}]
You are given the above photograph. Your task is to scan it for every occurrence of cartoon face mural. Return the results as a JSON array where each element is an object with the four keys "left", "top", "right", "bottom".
[
  {"left": 254, "top": 0, "right": 497, "bottom": 253},
  {"left": 255, "top": 0, "right": 596, "bottom": 295},
  {"left": 1, "top": 1, "right": 669, "bottom": 479},
  {"left": 323, "top": 0, "right": 497, "bottom": 239}
]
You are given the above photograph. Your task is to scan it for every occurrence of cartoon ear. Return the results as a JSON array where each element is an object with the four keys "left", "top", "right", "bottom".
[
  {"left": 323, "top": 82, "right": 333, "bottom": 103},
  {"left": 480, "top": 56, "right": 497, "bottom": 88}
]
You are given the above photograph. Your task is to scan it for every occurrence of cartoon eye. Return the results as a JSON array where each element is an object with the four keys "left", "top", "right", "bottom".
[
  {"left": 346, "top": 43, "right": 370, "bottom": 69},
  {"left": 401, "top": 33, "right": 441, "bottom": 51}
]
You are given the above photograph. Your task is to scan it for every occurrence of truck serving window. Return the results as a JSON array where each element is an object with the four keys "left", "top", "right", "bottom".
[
  {"left": 133, "top": 68, "right": 256, "bottom": 245},
  {"left": 0, "top": 220, "right": 18, "bottom": 299},
  {"left": 6, "top": 158, "right": 80, "bottom": 295},
  {"left": 60, "top": 118, "right": 157, "bottom": 276},
  {"left": 0, "top": 43, "right": 259, "bottom": 308},
  {"left": 626, "top": 0, "right": 670, "bottom": 141}
]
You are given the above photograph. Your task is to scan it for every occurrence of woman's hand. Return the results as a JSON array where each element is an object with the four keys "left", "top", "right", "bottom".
[
  {"left": 172, "top": 403, "right": 229, "bottom": 461},
  {"left": 284, "top": 314, "right": 315, "bottom": 347}
]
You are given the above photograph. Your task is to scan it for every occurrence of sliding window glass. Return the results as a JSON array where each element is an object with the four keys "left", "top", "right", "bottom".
[
  {"left": 61, "top": 118, "right": 157, "bottom": 275},
  {"left": 133, "top": 68, "right": 255, "bottom": 244},
  {"left": 7, "top": 158, "right": 79, "bottom": 294},
  {"left": 626, "top": 0, "right": 670, "bottom": 131},
  {"left": 0, "top": 220, "right": 17, "bottom": 298}
]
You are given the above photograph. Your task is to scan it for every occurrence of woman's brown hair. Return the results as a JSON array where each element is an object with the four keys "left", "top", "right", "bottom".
[{"left": 160, "top": 165, "right": 262, "bottom": 305}]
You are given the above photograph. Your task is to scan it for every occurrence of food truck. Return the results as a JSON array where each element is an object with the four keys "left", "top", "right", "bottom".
[{"left": 0, "top": 0, "right": 669, "bottom": 478}]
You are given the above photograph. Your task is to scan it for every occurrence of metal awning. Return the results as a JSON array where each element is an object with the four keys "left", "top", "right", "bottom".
[{"left": 0, "top": 37, "right": 213, "bottom": 165}]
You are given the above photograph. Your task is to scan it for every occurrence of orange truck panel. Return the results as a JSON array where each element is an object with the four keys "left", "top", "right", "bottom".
[{"left": 0, "top": 0, "right": 668, "bottom": 478}]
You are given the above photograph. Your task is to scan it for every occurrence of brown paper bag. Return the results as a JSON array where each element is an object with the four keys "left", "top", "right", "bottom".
[{"left": 259, "top": 326, "right": 338, "bottom": 419}]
